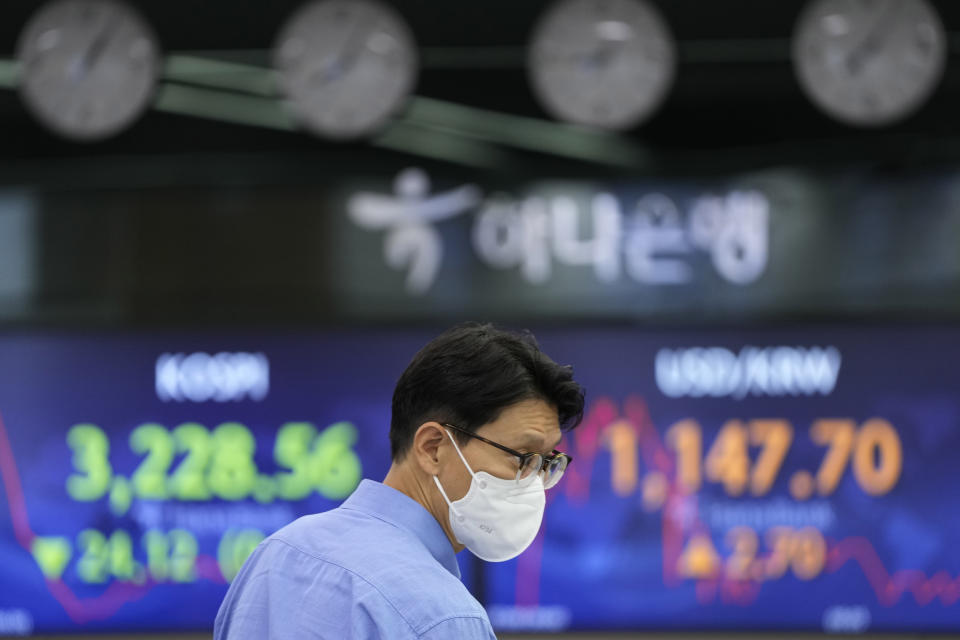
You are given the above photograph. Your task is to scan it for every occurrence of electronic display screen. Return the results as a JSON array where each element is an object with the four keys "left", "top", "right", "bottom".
[{"left": 0, "top": 327, "right": 956, "bottom": 634}]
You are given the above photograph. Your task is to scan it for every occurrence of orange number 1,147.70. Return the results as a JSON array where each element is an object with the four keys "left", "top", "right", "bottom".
[{"left": 665, "top": 418, "right": 902, "bottom": 499}]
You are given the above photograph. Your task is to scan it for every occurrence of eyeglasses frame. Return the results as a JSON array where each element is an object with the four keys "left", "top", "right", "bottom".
[{"left": 440, "top": 422, "right": 573, "bottom": 480}]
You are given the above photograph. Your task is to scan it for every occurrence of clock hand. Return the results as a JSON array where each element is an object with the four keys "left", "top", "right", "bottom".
[
  {"left": 78, "top": 14, "right": 117, "bottom": 79},
  {"left": 338, "top": 22, "right": 377, "bottom": 74},
  {"left": 845, "top": 0, "right": 902, "bottom": 76},
  {"left": 317, "top": 13, "right": 369, "bottom": 86},
  {"left": 537, "top": 40, "right": 622, "bottom": 72},
  {"left": 564, "top": 39, "right": 618, "bottom": 72}
]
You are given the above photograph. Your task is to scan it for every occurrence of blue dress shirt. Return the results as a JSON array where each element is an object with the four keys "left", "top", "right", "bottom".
[{"left": 214, "top": 479, "right": 496, "bottom": 639}]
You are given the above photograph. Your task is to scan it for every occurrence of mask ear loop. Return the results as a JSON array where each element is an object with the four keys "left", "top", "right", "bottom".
[
  {"left": 432, "top": 428, "right": 477, "bottom": 525},
  {"left": 442, "top": 428, "right": 476, "bottom": 475},
  {"left": 432, "top": 475, "right": 459, "bottom": 515}
]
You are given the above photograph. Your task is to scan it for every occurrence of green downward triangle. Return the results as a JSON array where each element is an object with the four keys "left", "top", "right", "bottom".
[{"left": 31, "top": 536, "right": 72, "bottom": 580}]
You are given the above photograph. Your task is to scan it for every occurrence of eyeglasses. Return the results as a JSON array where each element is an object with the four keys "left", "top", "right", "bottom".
[{"left": 441, "top": 423, "right": 572, "bottom": 489}]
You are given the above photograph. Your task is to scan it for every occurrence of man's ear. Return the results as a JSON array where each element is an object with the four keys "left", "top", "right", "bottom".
[{"left": 411, "top": 422, "right": 446, "bottom": 476}]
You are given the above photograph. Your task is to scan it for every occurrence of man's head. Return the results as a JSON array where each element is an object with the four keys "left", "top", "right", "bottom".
[
  {"left": 390, "top": 322, "right": 584, "bottom": 462},
  {"left": 385, "top": 322, "right": 584, "bottom": 556}
]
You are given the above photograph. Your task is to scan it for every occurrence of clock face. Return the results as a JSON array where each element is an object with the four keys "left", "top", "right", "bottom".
[
  {"left": 527, "top": 0, "right": 676, "bottom": 130},
  {"left": 273, "top": 0, "right": 419, "bottom": 140},
  {"left": 16, "top": 0, "right": 160, "bottom": 141},
  {"left": 792, "top": 0, "right": 946, "bottom": 126}
]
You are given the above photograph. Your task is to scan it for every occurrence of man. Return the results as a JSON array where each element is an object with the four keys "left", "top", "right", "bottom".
[{"left": 214, "top": 323, "right": 585, "bottom": 639}]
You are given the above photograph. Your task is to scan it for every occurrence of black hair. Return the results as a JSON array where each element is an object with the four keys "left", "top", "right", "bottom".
[{"left": 390, "top": 322, "right": 585, "bottom": 460}]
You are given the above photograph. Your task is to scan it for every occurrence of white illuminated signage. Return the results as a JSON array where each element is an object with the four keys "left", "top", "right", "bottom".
[
  {"left": 348, "top": 168, "right": 770, "bottom": 294},
  {"left": 155, "top": 352, "right": 269, "bottom": 403},
  {"left": 655, "top": 346, "right": 841, "bottom": 399},
  {"left": 347, "top": 168, "right": 482, "bottom": 294}
]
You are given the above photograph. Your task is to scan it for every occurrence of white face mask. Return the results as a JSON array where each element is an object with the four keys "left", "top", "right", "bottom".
[{"left": 433, "top": 428, "right": 546, "bottom": 562}]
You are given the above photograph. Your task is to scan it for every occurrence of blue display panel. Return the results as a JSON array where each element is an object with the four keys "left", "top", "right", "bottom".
[{"left": 0, "top": 327, "right": 957, "bottom": 634}]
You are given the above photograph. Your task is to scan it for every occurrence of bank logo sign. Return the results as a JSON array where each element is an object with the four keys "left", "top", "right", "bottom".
[{"left": 348, "top": 168, "right": 770, "bottom": 295}]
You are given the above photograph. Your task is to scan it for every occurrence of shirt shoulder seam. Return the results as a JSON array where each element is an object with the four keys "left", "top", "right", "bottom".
[
  {"left": 417, "top": 613, "right": 493, "bottom": 637},
  {"left": 339, "top": 504, "right": 406, "bottom": 534}
]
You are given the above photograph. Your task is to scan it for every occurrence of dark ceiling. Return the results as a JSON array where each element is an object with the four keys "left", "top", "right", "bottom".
[{"left": 0, "top": 0, "right": 958, "bottom": 176}]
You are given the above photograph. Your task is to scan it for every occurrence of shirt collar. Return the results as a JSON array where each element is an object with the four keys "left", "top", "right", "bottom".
[{"left": 340, "top": 479, "right": 461, "bottom": 579}]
